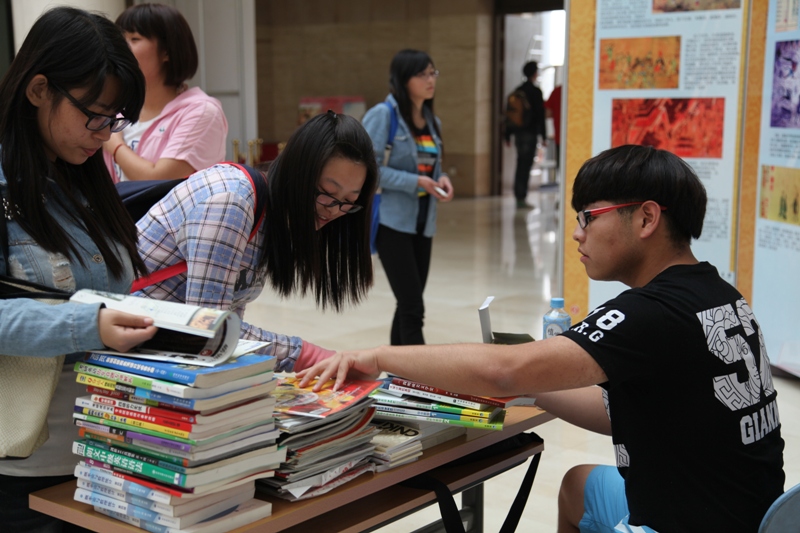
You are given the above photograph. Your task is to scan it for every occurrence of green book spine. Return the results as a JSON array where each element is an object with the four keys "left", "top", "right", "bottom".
[
  {"left": 73, "top": 440, "right": 186, "bottom": 486},
  {"left": 73, "top": 413, "right": 195, "bottom": 445},
  {"left": 374, "top": 410, "right": 504, "bottom": 430},
  {"left": 74, "top": 362, "right": 186, "bottom": 396},
  {"left": 81, "top": 430, "right": 188, "bottom": 467}
]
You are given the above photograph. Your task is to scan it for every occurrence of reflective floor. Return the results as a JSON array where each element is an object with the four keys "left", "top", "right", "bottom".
[{"left": 246, "top": 186, "right": 800, "bottom": 532}]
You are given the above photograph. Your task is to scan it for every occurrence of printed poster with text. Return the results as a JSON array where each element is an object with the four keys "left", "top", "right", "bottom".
[
  {"left": 590, "top": 0, "right": 745, "bottom": 309},
  {"left": 754, "top": 0, "right": 800, "bottom": 371}
]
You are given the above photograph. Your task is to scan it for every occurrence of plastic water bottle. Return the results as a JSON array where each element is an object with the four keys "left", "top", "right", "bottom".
[{"left": 543, "top": 297, "right": 571, "bottom": 339}]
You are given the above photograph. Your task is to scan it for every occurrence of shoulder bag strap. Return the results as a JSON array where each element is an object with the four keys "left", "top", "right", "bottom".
[{"left": 382, "top": 101, "right": 399, "bottom": 167}]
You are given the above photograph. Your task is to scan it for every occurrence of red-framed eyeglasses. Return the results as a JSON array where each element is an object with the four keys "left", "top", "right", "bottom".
[{"left": 576, "top": 202, "right": 667, "bottom": 229}]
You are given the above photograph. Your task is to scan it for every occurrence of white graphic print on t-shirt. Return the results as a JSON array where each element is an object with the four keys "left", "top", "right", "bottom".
[{"left": 696, "top": 298, "right": 780, "bottom": 445}]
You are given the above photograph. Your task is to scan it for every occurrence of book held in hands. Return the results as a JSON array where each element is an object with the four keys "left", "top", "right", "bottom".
[{"left": 70, "top": 289, "right": 269, "bottom": 366}]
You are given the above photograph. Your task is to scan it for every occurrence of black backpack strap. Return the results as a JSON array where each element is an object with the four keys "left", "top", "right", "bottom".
[{"left": 116, "top": 178, "right": 186, "bottom": 223}]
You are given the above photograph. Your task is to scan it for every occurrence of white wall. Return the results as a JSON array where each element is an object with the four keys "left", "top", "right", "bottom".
[{"left": 11, "top": 0, "right": 126, "bottom": 52}]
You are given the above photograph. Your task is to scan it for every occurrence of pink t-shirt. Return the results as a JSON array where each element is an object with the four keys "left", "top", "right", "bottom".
[{"left": 105, "top": 87, "right": 228, "bottom": 181}]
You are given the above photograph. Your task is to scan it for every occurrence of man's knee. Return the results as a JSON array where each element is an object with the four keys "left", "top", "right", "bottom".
[{"left": 559, "top": 465, "right": 598, "bottom": 519}]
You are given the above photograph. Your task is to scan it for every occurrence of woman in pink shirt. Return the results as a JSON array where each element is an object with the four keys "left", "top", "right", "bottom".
[{"left": 103, "top": 3, "right": 228, "bottom": 182}]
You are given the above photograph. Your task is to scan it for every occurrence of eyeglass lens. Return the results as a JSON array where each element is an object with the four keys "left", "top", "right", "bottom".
[{"left": 316, "top": 192, "right": 363, "bottom": 213}]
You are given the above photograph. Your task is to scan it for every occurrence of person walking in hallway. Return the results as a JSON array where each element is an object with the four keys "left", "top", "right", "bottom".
[
  {"left": 505, "top": 61, "right": 546, "bottom": 208},
  {"left": 362, "top": 49, "right": 453, "bottom": 346}
]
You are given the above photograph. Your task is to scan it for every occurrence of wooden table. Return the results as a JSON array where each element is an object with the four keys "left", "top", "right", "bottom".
[{"left": 31, "top": 406, "right": 554, "bottom": 532}]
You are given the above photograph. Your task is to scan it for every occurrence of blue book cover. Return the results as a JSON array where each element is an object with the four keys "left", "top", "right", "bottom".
[{"left": 85, "top": 353, "right": 276, "bottom": 388}]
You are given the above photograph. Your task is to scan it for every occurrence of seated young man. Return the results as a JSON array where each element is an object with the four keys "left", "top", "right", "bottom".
[{"left": 299, "top": 144, "right": 785, "bottom": 533}]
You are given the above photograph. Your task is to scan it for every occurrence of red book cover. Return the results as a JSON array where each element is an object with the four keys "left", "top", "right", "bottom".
[{"left": 273, "top": 377, "right": 381, "bottom": 418}]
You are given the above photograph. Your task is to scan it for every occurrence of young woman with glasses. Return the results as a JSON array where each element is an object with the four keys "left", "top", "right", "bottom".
[
  {"left": 135, "top": 111, "right": 378, "bottom": 373},
  {"left": 0, "top": 7, "right": 158, "bottom": 530},
  {"left": 362, "top": 49, "right": 454, "bottom": 346},
  {"left": 102, "top": 3, "right": 228, "bottom": 182}
]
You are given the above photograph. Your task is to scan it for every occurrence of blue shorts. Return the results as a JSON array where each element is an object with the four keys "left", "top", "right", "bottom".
[{"left": 579, "top": 465, "right": 658, "bottom": 533}]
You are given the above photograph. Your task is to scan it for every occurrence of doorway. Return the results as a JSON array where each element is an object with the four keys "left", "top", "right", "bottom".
[{"left": 494, "top": 8, "right": 566, "bottom": 200}]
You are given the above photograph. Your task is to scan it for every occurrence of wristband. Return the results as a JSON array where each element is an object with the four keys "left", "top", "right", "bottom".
[{"left": 112, "top": 143, "right": 125, "bottom": 162}]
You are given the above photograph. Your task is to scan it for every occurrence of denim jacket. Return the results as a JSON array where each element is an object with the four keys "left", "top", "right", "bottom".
[
  {"left": 0, "top": 161, "right": 132, "bottom": 360},
  {"left": 362, "top": 94, "right": 444, "bottom": 237}
]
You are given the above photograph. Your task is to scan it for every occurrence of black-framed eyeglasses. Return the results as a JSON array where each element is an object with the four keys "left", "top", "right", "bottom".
[
  {"left": 52, "top": 85, "right": 131, "bottom": 133},
  {"left": 576, "top": 202, "right": 667, "bottom": 229},
  {"left": 315, "top": 190, "right": 363, "bottom": 213},
  {"left": 414, "top": 69, "right": 440, "bottom": 80}
]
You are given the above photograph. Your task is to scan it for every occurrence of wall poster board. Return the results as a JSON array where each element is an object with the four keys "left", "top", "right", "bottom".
[
  {"left": 753, "top": 0, "right": 800, "bottom": 374},
  {"left": 585, "top": 0, "right": 749, "bottom": 310}
]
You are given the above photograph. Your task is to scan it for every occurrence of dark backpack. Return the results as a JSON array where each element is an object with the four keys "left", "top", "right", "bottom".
[
  {"left": 116, "top": 162, "right": 268, "bottom": 292},
  {"left": 505, "top": 87, "right": 531, "bottom": 131}
]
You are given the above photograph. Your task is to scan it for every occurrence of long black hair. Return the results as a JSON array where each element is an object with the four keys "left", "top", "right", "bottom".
[
  {"left": 262, "top": 112, "right": 378, "bottom": 311},
  {"left": 389, "top": 49, "right": 442, "bottom": 139},
  {"left": 0, "top": 6, "right": 147, "bottom": 277}
]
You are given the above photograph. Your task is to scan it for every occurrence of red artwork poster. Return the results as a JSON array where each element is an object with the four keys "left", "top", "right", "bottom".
[{"left": 611, "top": 97, "right": 725, "bottom": 158}]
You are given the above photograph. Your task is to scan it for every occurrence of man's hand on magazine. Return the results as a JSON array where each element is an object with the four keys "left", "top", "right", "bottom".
[
  {"left": 297, "top": 348, "right": 382, "bottom": 392},
  {"left": 98, "top": 308, "right": 158, "bottom": 352}
]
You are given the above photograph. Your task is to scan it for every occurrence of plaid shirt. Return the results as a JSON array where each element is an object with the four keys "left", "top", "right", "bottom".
[{"left": 135, "top": 164, "right": 303, "bottom": 371}]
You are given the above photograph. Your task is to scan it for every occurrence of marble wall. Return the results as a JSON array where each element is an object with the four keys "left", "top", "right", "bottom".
[{"left": 255, "top": 0, "right": 494, "bottom": 197}]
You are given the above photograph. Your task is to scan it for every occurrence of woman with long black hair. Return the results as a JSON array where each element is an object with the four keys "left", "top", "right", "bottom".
[{"left": 362, "top": 49, "right": 454, "bottom": 345}]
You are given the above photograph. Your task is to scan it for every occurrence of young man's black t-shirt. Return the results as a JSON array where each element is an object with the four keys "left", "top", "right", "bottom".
[{"left": 562, "top": 262, "right": 784, "bottom": 532}]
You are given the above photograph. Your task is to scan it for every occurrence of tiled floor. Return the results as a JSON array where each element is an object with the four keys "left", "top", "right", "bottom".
[{"left": 246, "top": 187, "right": 800, "bottom": 532}]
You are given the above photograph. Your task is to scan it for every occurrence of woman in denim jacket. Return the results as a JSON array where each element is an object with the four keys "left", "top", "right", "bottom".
[
  {"left": 362, "top": 49, "right": 454, "bottom": 346},
  {"left": 0, "top": 8, "right": 157, "bottom": 531}
]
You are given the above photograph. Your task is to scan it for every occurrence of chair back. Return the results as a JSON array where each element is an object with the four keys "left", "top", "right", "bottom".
[{"left": 759, "top": 483, "right": 800, "bottom": 532}]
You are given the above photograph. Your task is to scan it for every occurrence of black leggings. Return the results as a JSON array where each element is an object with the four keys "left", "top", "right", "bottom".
[
  {"left": 376, "top": 225, "right": 432, "bottom": 345},
  {"left": 0, "top": 473, "right": 91, "bottom": 532}
]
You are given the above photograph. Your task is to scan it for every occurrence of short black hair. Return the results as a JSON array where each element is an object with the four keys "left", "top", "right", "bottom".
[
  {"left": 571, "top": 145, "right": 707, "bottom": 244},
  {"left": 523, "top": 61, "right": 539, "bottom": 78},
  {"left": 116, "top": 3, "right": 198, "bottom": 87}
]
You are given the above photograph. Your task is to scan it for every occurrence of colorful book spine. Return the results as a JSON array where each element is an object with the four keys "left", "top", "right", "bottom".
[
  {"left": 391, "top": 377, "right": 508, "bottom": 408},
  {"left": 76, "top": 479, "right": 177, "bottom": 515},
  {"left": 80, "top": 439, "right": 192, "bottom": 474},
  {"left": 88, "top": 388, "right": 196, "bottom": 413},
  {"left": 77, "top": 373, "right": 136, "bottom": 395},
  {"left": 74, "top": 419, "right": 193, "bottom": 452},
  {"left": 374, "top": 410, "right": 505, "bottom": 430},
  {"left": 387, "top": 383, "right": 485, "bottom": 410},
  {"left": 75, "top": 362, "right": 188, "bottom": 397},
  {"left": 73, "top": 440, "right": 187, "bottom": 486},
  {"left": 74, "top": 488, "right": 184, "bottom": 528},
  {"left": 89, "top": 384, "right": 208, "bottom": 412},
  {"left": 373, "top": 393, "right": 497, "bottom": 419},
  {"left": 79, "top": 428, "right": 190, "bottom": 467},
  {"left": 374, "top": 405, "right": 496, "bottom": 424},
  {"left": 74, "top": 412, "right": 196, "bottom": 442},
  {"left": 85, "top": 352, "right": 275, "bottom": 386},
  {"left": 75, "top": 462, "right": 190, "bottom": 499},
  {"left": 74, "top": 406, "right": 194, "bottom": 438},
  {"left": 85, "top": 395, "right": 198, "bottom": 422}
]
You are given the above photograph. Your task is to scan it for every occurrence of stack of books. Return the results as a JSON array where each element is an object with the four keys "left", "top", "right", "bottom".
[
  {"left": 369, "top": 418, "right": 467, "bottom": 471},
  {"left": 257, "top": 376, "right": 382, "bottom": 501},
  {"left": 370, "top": 376, "right": 538, "bottom": 431},
  {"left": 70, "top": 353, "right": 283, "bottom": 532}
]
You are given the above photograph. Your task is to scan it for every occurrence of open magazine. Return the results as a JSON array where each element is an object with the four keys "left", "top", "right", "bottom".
[{"left": 70, "top": 289, "right": 268, "bottom": 367}]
